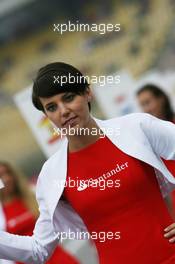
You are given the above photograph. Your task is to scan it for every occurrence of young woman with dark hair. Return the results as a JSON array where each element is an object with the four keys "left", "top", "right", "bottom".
[
  {"left": 1, "top": 63, "right": 175, "bottom": 263},
  {"left": 137, "top": 84, "right": 175, "bottom": 122}
]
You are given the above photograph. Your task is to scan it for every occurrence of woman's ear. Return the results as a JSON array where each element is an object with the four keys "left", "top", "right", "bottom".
[{"left": 86, "top": 86, "right": 93, "bottom": 102}]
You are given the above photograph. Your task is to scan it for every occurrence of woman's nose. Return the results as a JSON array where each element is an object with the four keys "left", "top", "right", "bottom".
[{"left": 59, "top": 103, "right": 70, "bottom": 117}]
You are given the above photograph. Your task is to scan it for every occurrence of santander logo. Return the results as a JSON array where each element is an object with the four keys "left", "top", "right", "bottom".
[
  {"left": 77, "top": 182, "right": 88, "bottom": 191},
  {"left": 77, "top": 162, "right": 128, "bottom": 192},
  {"left": 77, "top": 180, "right": 98, "bottom": 191}
]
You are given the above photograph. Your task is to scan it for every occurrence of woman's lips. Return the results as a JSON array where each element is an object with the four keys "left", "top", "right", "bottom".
[{"left": 62, "top": 116, "right": 78, "bottom": 127}]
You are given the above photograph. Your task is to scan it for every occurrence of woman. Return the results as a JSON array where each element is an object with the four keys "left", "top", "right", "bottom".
[
  {"left": 0, "top": 162, "right": 80, "bottom": 264},
  {"left": 136, "top": 84, "right": 175, "bottom": 122},
  {"left": 1, "top": 63, "right": 175, "bottom": 263},
  {"left": 0, "top": 162, "right": 37, "bottom": 264}
]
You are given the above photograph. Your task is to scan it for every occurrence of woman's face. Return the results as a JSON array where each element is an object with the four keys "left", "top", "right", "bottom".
[
  {"left": 137, "top": 90, "right": 164, "bottom": 119},
  {"left": 39, "top": 89, "right": 92, "bottom": 133},
  {"left": 0, "top": 165, "right": 16, "bottom": 197}
]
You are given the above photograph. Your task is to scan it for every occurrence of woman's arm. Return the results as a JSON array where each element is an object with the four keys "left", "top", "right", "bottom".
[
  {"left": 164, "top": 195, "right": 175, "bottom": 220},
  {"left": 140, "top": 113, "right": 175, "bottom": 160},
  {"left": 139, "top": 114, "right": 175, "bottom": 240},
  {"left": 0, "top": 166, "right": 59, "bottom": 264}
]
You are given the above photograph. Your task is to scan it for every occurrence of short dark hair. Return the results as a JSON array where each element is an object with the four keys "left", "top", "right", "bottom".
[
  {"left": 32, "top": 62, "right": 91, "bottom": 112},
  {"left": 137, "top": 83, "right": 174, "bottom": 121}
]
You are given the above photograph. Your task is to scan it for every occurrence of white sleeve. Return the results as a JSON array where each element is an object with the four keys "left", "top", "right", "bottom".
[
  {"left": 140, "top": 113, "right": 175, "bottom": 160},
  {"left": 0, "top": 165, "right": 59, "bottom": 264}
]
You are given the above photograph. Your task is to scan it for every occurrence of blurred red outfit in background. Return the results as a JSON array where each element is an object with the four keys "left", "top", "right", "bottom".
[{"left": 0, "top": 161, "right": 80, "bottom": 264}]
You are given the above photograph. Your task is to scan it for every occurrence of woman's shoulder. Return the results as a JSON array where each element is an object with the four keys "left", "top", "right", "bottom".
[{"left": 102, "top": 112, "right": 153, "bottom": 127}]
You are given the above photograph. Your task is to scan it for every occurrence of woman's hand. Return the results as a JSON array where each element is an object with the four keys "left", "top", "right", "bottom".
[{"left": 164, "top": 223, "right": 175, "bottom": 243}]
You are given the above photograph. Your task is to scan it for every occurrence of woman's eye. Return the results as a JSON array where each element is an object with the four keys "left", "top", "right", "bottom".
[
  {"left": 46, "top": 105, "right": 57, "bottom": 112},
  {"left": 65, "top": 94, "right": 75, "bottom": 102}
]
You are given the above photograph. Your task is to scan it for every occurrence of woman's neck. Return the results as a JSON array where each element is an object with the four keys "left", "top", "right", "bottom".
[{"left": 67, "top": 118, "right": 103, "bottom": 153}]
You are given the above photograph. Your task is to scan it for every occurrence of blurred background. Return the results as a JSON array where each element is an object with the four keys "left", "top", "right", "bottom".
[
  {"left": 0, "top": 0, "right": 175, "bottom": 263},
  {"left": 1, "top": 0, "right": 175, "bottom": 176}
]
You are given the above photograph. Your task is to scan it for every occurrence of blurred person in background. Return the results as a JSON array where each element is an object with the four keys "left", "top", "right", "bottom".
[
  {"left": 0, "top": 161, "right": 80, "bottom": 264},
  {"left": 137, "top": 84, "right": 175, "bottom": 217},
  {"left": 136, "top": 84, "right": 175, "bottom": 122}
]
